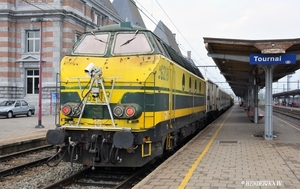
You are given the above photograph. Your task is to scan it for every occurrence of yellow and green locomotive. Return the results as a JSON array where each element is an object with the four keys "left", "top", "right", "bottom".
[{"left": 46, "top": 22, "right": 206, "bottom": 168}]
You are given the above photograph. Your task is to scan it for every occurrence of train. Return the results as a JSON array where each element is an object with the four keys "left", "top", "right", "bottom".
[
  {"left": 46, "top": 22, "right": 233, "bottom": 169},
  {"left": 206, "top": 78, "right": 233, "bottom": 122}
]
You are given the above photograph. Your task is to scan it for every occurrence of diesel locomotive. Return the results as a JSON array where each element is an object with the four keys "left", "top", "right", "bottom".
[{"left": 46, "top": 22, "right": 232, "bottom": 169}]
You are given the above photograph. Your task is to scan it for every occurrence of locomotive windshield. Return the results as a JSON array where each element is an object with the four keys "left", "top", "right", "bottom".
[
  {"left": 72, "top": 31, "right": 153, "bottom": 56},
  {"left": 73, "top": 33, "right": 109, "bottom": 55},
  {"left": 113, "top": 32, "right": 152, "bottom": 55}
]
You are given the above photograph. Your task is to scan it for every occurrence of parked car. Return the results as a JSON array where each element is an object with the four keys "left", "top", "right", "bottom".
[{"left": 0, "top": 100, "right": 35, "bottom": 118}]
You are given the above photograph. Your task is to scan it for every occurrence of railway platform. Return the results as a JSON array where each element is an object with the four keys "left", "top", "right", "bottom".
[
  {"left": 133, "top": 104, "right": 300, "bottom": 189},
  {"left": 0, "top": 115, "right": 56, "bottom": 154},
  {"left": 1, "top": 105, "right": 299, "bottom": 188}
]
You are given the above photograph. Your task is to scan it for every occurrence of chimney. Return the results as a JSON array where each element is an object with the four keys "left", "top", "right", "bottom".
[{"left": 187, "top": 51, "right": 191, "bottom": 59}]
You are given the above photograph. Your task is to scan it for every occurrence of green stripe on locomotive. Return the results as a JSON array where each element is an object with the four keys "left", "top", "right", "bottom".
[{"left": 60, "top": 92, "right": 205, "bottom": 119}]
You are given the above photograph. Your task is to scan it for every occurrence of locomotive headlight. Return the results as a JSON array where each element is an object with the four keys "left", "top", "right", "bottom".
[
  {"left": 113, "top": 105, "right": 124, "bottom": 117},
  {"left": 113, "top": 104, "right": 142, "bottom": 119},
  {"left": 125, "top": 107, "right": 135, "bottom": 117},
  {"left": 62, "top": 105, "right": 72, "bottom": 116},
  {"left": 61, "top": 103, "right": 82, "bottom": 117}
]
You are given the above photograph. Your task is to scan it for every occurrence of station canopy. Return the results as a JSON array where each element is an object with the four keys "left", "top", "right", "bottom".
[
  {"left": 273, "top": 89, "right": 300, "bottom": 98},
  {"left": 203, "top": 38, "right": 300, "bottom": 97}
]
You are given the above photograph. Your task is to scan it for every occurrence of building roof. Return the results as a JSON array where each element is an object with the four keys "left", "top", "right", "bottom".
[
  {"left": 112, "top": 0, "right": 146, "bottom": 28},
  {"left": 203, "top": 37, "right": 300, "bottom": 97},
  {"left": 100, "top": 0, "right": 119, "bottom": 15},
  {"left": 153, "top": 21, "right": 182, "bottom": 55}
]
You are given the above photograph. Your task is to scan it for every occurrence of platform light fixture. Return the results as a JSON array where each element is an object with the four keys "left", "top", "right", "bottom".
[{"left": 31, "top": 17, "right": 52, "bottom": 128}]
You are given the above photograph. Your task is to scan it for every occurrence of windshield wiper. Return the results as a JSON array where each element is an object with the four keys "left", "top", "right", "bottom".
[
  {"left": 91, "top": 31, "right": 107, "bottom": 43},
  {"left": 120, "top": 30, "right": 139, "bottom": 47}
]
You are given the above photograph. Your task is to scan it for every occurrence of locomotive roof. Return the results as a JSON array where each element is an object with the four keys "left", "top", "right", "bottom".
[
  {"left": 92, "top": 22, "right": 147, "bottom": 32},
  {"left": 84, "top": 22, "right": 204, "bottom": 79}
]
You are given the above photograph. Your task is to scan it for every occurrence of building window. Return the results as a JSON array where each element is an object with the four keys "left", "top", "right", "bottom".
[
  {"left": 182, "top": 74, "right": 185, "bottom": 91},
  {"left": 75, "top": 33, "right": 81, "bottom": 42},
  {"left": 26, "top": 69, "right": 39, "bottom": 94},
  {"left": 101, "top": 16, "right": 107, "bottom": 26},
  {"left": 189, "top": 77, "right": 192, "bottom": 92},
  {"left": 26, "top": 30, "right": 40, "bottom": 53},
  {"left": 199, "top": 82, "right": 201, "bottom": 93},
  {"left": 94, "top": 13, "right": 99, "bottom": 25}
]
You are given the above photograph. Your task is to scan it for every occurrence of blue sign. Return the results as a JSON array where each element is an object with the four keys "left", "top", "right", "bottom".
[
  {"left": 51, "top": 92, "right": 59, "bottom": 103},
  {"left": 250, "top": 53, "right": 296, "bottom": 65}
]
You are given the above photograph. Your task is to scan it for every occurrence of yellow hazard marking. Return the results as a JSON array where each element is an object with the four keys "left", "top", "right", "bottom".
[
  {"left": 178, "top": 107, "right": 234, "bottom": 189},
  {"left": 274, "top": 115, "right": 300, "bottom": 132}
]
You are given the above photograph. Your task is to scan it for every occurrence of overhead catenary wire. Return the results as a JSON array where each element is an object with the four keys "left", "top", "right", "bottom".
[
  {"left": 135, "top": 0, "right": 224, "bottom": 83},
  {"left": 153, "top": 1, "right": 208, "bottom": 63}
]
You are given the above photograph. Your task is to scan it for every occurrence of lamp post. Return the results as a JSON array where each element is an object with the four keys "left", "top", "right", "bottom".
[{"left": 31, "top": 18, "right": 51, "bottom": 128}]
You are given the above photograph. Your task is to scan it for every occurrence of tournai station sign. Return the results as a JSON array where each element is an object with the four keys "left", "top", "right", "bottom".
[{"left": 250, "top": 53, "right": 297, "bottom": 65}]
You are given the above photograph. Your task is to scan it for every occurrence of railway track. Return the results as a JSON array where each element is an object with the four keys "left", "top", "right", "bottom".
[
  {"left": 0, "top": 135, "right": 188, "bottom": 189},
  {"left": 43, "top": 166, "right": 147, "bottom": 189},
  {"left": 0, "top": 145, "right": 54, "bottom": 178},
  {"left": 272, "top": 106, "right": 300, "bottom": 120},
  {"left": 0, "top": 137, "right": 180, "bottom": 188},
  {"left": 42, "top": 132, "right": 193, "bottom": 188},
  {"left": 0, "top": 144, "right": 53, "bottom": 162},
  {"left": 0, "top": 156, "right": 51, "bottom": 178}
]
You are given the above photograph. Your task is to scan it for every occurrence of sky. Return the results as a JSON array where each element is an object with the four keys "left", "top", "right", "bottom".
[{"left": 133, "top": 0, "right": 300, "bottom": 95}]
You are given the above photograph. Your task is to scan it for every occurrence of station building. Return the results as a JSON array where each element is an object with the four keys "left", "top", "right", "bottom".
[{"left": 0, "top": 0, "right": 144, "bottom": 115}]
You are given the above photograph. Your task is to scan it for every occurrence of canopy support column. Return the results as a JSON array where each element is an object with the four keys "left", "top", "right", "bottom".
[
  {"left": 254, "top": 85, "right": 258, "bottom": 123},
  {"left": 263, "top": 65, "right": 276, "bottom": 140}
]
